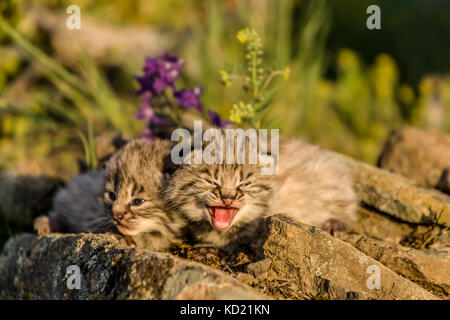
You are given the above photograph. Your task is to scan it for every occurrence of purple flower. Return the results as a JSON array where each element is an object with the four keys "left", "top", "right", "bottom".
[
  {"left": 155, "top": 53, "right": 184, "bottom": 92},
  {"left": 174, "top": 87, "right": 203, "bottom": 113},
  {"left": 138, "top": 113, "right": 170, "bottom": 141},
  {"left": 135, "top": 75, "right": 154, "bottom": 95},
  {"left": 134, "top": 93, "right": 170, "bottom": 141},
  {"left": 141, "top": 126, "right": 154, "bottom": 141},
  {"left": 144, "top": 57, "right": 159, "bottom": 75},
  {"left": 135, "top": 53, "right": 184, "bottom": 95},
  {"left": 208, "top": 111, "right": 233, "bottom": 128}
]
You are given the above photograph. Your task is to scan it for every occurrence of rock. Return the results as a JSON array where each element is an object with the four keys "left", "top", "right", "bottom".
[
  {"left": 331, "top": 151, "right": 450, "bottom": 227},
  {"left": 241, "top": 216, "right": 438, "bottom": 300},
  {"left": 338, "top": 233, "right": 450, "bottom": 298},
  {"left": 0, "top": 173, "right": 62, "bottom": 230},
  {"left": 436, "top": 169, "right": 450, "bottom": 195},
  {"left": 0, "top": 233, "right": 267, "bottom": 300},
  {"left": 350, "top": 206, "right": 450, "bottom": 250},
  {"left": 378, "top": 127, "right": 450, "bottom": 189},
  {"left": 350, "top": 206, "right": 418, "bottom": 244}
]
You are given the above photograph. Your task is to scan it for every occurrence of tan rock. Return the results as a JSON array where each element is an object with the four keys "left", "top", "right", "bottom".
[
  {"left": 242, "top": 216, "right": 438, "bottom": 300},
  {"left": 350, "top": 206, "right": 417, "bottom": 244},
  {"left": 339, "top": 233, "right": 450, "bottom": 298},
  {"left": 436, "top": 169, "right": 450, "bottom": 194},
  {"left": 351, "top": 206, "right": 450, "bottom": 252},
  {"left": 330, "top": 151, "right": 450, "bottom": 227},
  {"left": 378, "top": 127, "right": 450, "bottom": 188}
]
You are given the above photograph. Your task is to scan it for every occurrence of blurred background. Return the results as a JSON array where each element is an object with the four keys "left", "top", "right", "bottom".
[{"left": 1, "top": 0, "right": 450, "bottom": 180}]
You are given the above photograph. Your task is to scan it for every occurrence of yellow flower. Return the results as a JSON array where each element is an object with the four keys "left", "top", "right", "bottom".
[
  {"left": 230, "top": 101, "right": 254, "bottom": 123},
  {"left": 220, "top": 70, "right": 232, "bottom": 87},
  {"left": 371, "top": 53, "right": 398, "bottom": 99},
  {"left": 230, "top": 104, "right": 242, "bottom": 123},
  {"left": 316, "top": 80, "right": 333, "bottom": 100},
  {"left": 419, "top": 77, "right": 433, "bottom": 96},
  {"left": 283, "top": 67, "right": 290, "bottom": 80},
  {"left": 337, "top": 48, "right": 358, "bottom": 70},
  {"left": 398, "top": 84, "right": 415, "bottom": 105},
  {"left": 236, "top": 29, "right": 250, "bottom": 43}
]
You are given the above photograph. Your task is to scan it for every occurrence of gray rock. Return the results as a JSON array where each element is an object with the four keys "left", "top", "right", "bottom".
[
  {"left": 0, "top": 173, "right": 62, "bottom": 228},
  {"left": 0, "top": 233, "right": 267, "bottom": 300}
]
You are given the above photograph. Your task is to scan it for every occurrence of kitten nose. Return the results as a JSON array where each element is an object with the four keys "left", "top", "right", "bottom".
[
  {"left": 220, "top": 188, "right": 236, "bottom": 202},
  {"left": 113, "top": 211, "right": 125, "bottom": 221},
  {"left": 222, "top": 198, "right": 234, "bottom": 207},
  {"left": 112, "top": 203, "right": 128, "bottom": 220}
]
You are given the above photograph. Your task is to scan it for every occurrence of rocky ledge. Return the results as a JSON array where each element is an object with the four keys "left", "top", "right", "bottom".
[
  {"left": 0, "top": 213, "right": 446, "bottom": 300},
  {"left": 1, "top": 132, "right": 449, "bottom": 300},
  {"left": 0, "top": 233, "right": 266, "bottom": 300}
]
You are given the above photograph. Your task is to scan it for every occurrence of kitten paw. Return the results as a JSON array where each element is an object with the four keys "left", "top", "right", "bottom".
[
  {"left": 33, "top": 216, "right": 51, "bottom": 236},
  {"left": 321, "top": 219, "right": 347, "bottom": 236}
]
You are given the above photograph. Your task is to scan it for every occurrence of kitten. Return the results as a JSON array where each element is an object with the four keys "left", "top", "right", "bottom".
[
  {"left": 35, "top": 169, "right": 114, "bottom": 235},
  {"left": 103, "top": 139, "right": 186, "bottom": 250},
  {"left": 163, "top": 136, "right": 357, "bottom": 250},
  {"left": 163, "top": 146, "right": 275, "bottom": 251},
  {"left": 36, "top": 139, "right": 185, "bottom": 252}
]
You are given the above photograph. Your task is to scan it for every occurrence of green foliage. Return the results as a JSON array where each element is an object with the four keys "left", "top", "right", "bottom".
[
  {"left": 0, "top": 0, "right": 450, "bottom": 176},
  {"left": 221, "top": 28, "right": 289, "bottom": 129}
]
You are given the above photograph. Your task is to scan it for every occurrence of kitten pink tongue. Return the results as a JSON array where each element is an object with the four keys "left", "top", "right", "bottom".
[{"left": 212, "top": 207, "right": 234, "bottom": 230}]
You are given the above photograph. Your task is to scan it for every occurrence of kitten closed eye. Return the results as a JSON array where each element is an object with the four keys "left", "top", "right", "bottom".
[{"left": 206, "top": 180, "right": 220, "bottom": 187}]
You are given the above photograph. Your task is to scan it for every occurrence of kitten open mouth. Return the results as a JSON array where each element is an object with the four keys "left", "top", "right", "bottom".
[{"left": 207, "top": 206, "right": 239, "bottom": 231}]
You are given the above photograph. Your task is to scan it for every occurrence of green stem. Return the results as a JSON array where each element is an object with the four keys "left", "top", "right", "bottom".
[
  {"left": 251, "top": 49, "right": 258, "bottom": 98},
  {"left": 162, "top": 91, "right": 182, "bottom": 127},
  {"left": 0, "top": 16, "right": 88, "bottom": 95},
  {"left": 259, "top": 70, "right": 284, "bottom": 96}
]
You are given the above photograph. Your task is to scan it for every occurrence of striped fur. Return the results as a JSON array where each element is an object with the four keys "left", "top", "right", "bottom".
[
  {"left": 103, "top": 138, "right": 186, "bottom": 250},
  {"left": 163, "top": 160, "right": 275, "bottom": 250}
]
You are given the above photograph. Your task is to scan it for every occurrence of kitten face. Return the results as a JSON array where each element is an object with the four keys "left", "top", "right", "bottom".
[
  {"left": 165, "top": 162, "right": 274, "bottom": 232},
  {"left": 103, "top": 139, "right": 174, "bottom": 236}
]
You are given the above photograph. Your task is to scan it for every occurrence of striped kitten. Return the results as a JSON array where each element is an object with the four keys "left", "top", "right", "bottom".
[
  {"left": 36, "top": 139, "right": 185, "bottom": 252},
  {"left": 163, "top": 160, "right": 275, "bottom": 250},
  {"left": 163, "top": 136, "right": 357, "bottom": 250},
  {"left": 103, "top": 139, "right": 186, "bottom": 250}
]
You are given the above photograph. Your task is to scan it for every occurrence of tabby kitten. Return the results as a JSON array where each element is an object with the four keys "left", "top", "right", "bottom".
[
  {"left": 163, "top": 136, "right": 357, "bottom": 250},
  {"left": 36, "top": 139, "right": 185, "bottom": 252},
  {"left": 103, "top": 139, "right": 186, "bottom": 250},
  {"left": 163, "top": 159, "right": 275, "bottom": 250}
]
